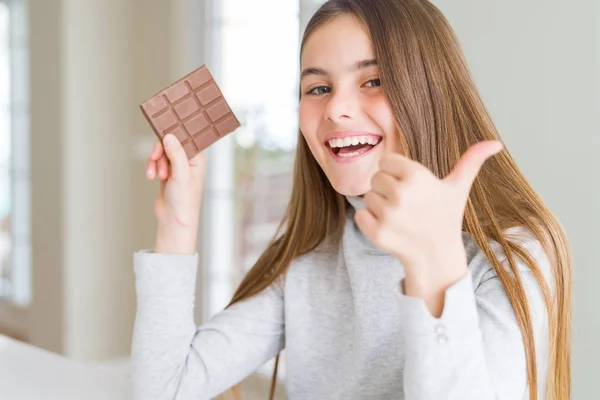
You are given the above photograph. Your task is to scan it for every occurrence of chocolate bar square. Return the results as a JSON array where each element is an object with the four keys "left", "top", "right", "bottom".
[{"left": 140, "top": 65, "right": 241, "bottom": 159}]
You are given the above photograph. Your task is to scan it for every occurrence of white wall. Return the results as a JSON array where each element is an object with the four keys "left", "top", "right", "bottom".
[
  {"left": 61, "top": 0, "right": 135, "bottom": 360},
  {"left": 433, "top": 0, "right": 599, "bottom": 398},
  {"left": 23, "top": 0, "right": 186, "bottom": 360}
]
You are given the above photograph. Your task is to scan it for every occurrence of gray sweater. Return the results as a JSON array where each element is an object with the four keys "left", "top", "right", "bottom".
[{"left": 131, "top": 196, "right": 551, "bottom": 400}]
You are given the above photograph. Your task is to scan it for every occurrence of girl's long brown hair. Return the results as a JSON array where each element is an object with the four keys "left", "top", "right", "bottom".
[{"left": 221, "top": 1, "right": 572, "bottom": 399}]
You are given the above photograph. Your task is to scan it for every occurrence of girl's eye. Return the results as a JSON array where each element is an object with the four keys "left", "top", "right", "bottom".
[
  {"left": 306, "top": 86, "right": 331, "bottom": 96},
  {"left": 364, "top": 78, "right": 381, "bottom": 88},
  {"left": 304, "top": 78, "right": 380, "bottom": 96}
]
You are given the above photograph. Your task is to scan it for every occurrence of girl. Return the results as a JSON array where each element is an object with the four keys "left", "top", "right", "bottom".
[{"left": 132, "top": 0, "right": 571, "bottom": 399}]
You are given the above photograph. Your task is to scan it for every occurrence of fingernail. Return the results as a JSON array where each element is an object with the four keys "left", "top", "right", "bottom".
[{"left": 164, "top": 135, "right": 174, "bottom": 145}]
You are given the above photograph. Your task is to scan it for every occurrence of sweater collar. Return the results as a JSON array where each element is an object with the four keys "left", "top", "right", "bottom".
[
  {"left": 345, "top": 195, "right": 366, "bottom": 212},
  {"left": 344, "top": 195, "right": 389, "bottom": 255}
]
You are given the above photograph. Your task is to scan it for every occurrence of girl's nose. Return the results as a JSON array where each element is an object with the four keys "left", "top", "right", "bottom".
[{"left": 324, "top": 91, "right": 358, "bottom": 123}]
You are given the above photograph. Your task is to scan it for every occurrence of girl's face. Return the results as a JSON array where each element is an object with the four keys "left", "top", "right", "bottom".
[{"left": 299, "top": 15, "right": 403, "bottom": 196}]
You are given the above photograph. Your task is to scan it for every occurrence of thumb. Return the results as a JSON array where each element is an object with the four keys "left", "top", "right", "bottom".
[
  {"left": 445, "top": 140, "right": 503, "bottom": 195},
  {"left": 162, "top": 134, "right": 190, "bottom": 180}
]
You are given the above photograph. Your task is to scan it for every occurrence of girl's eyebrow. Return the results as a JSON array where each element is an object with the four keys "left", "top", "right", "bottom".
[
  {"left": 351, "top": 58, "right": 378, "bottom": 71},
  {"left": 300, "top": 58, "right": 378, "bottom": 81}
]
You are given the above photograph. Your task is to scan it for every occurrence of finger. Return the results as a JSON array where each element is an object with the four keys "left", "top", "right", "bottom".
[
  {"left": 146, "top": 159, "right": 156, "bottom": 180},
  {"left": 363, "top": 191, "right": 388, "bottom": 221},
  {"left": 157, "top": 155, "right": 169, "bottom": 180},
  {"left": 446, "top": 140, "right": 503, "bottom": 195},
  {"left": 370, "top": 171, "right": 399, "bottom": 201},
  {"left": 379, "top": 153, "right": 422, "bottom": 180},
  {"left": 158, "top": 177, "right": 166, "bottom": 198},
  {"left": 354, "top": 207, "right": 380, "bottom": 241},
  {"left": 150, "top": 140, "right": 164, "bottom": 161},
  {"left": 189, "top": 150, "right": 207, "bottom": 176},
  {"left": 162, "top": 134, "right": 190, "bottom": 180}
]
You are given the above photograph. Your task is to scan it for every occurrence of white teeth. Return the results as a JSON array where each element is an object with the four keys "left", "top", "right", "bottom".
[
  {"left": 338, "top": 151, "right": 361, "bottom": 158},
  {"left": 327, "top": 135, "right": 381, "bottom": 148}
]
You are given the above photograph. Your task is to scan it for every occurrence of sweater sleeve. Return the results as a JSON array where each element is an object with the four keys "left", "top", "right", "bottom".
[
  {"left": 131, "top": 250, "right": 285, "bottom": 400},
  {"left": 395, "top": 239, "right": 551, "bottom": 400}
]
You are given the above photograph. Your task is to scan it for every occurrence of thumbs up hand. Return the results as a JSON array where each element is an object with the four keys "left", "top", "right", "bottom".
[{"left": 355, "top": 140, "right": 504, "bottom": 315}]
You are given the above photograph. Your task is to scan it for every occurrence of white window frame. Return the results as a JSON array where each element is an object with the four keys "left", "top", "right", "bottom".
[{"left": 0, "top": 0, "right": 31, "bottom": 307}]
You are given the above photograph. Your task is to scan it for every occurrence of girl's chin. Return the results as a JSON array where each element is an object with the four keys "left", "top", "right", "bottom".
[
  {"left": 322, "top": 166, "right": 375, "bottom": 196},
  {"left": 330, "top": 181, "right": 370, "bottom": 197}
]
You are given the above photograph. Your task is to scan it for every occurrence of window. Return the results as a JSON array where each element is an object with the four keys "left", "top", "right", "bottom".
[
  {"left": 203, "top": 0, "right": 301, "bottom": 318},
  {"left": 202, "top": 0, "right": 327, "bottom": 312},
  {"left": 0, "top": 2, "right": 11, "bottom": 297},
  {"left": 198, "top": 0, "right": 325, "bottom": 388},
  {"left": 0, "top": 0, "right": 31, "bottom": 306},
  {"left": 197, "top": 0, "right": 326, "bottom": 392},
  {"left": 222, "top": 0, "right": 300, "bottom": 282}
]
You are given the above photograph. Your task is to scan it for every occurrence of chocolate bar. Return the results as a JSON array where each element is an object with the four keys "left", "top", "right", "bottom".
[{"left": 140, "top": 65, "right": 240, "bottom": 159}]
